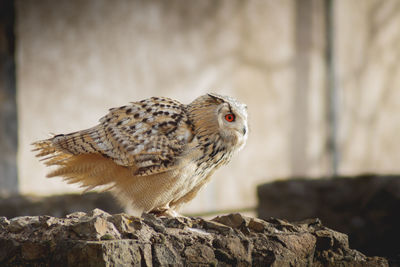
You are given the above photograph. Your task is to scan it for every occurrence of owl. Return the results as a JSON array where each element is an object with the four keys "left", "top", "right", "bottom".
[{"left": 32, "top": 93, "right": 248, "bottom": 216}]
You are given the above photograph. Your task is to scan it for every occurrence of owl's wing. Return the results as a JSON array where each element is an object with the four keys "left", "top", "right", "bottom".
[
  {"left": 34, "top": 97, "right": 195, "bottom": 176},
  {"left": 98, "top": 97, "right": 195, "bottom": 175}
]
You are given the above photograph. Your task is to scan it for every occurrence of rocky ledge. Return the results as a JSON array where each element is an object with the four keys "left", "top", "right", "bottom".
[{"left": 0, "top": 209, "right": 387, "bottom": 266}]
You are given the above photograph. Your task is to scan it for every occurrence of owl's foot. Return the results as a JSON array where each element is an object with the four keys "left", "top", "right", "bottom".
[{"left": 150, "top": 208, "right": 181, "bottom": 217}]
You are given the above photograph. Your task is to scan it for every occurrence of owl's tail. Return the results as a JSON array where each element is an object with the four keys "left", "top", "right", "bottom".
[
  {"left": 32, "top": 126, "right": 110, "bottom": 165},
  {"left": 31, "top": 133, "right": 122, "bottom": 192},
  {"left": 32, "top": 138, "right": 73, "bottom": 166}
]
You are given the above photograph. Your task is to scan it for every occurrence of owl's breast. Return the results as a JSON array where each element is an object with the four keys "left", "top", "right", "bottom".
[
  {"left": 169, "top": 158, "right": 207, "bottom": 198},
  {"left": 149, "top": 136, "right": 236, "bottom": 209},
  {"left": 168, "top": 142, "right": 233, "bottom": 201}
]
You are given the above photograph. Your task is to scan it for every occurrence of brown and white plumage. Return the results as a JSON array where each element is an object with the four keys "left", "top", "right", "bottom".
[{"left": 32, "top": 93, "right": 248, "bottom": 216}]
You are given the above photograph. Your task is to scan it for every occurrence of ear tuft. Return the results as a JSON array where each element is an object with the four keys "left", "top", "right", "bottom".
[{"left": 207, "top": 93, "right": 225, "bottom": 104}]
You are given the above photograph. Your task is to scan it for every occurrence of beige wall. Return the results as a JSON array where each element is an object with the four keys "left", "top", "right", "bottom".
[
  {"left": 16, "top": 0, "right": 400, "bottom": 214},
  {"left": 337, "top": 0, "right": 400, "bottom": 174}
]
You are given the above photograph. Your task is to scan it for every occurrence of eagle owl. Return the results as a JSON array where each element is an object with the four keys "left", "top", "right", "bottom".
[{"left": 33, "top": 93, "right": 248, "bottom": 216}]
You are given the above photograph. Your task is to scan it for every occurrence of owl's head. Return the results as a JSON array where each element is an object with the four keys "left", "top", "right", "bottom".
[{"left": 189, "top": 93, "right": 248, "bottom": 151}]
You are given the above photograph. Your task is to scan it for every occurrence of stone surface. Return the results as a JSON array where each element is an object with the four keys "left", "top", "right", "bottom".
[
  {"left": 0, "top": 209, "right": 387, "bottom": 266},
  {"left": 258, "top": 174, "right": 400, "bottom": 266}
]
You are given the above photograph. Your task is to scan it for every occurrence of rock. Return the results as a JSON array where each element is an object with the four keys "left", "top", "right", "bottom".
[
  {"left": 0, "top": 210, "right": 388, "bottom": 266},
  {"left": 257, "top": 174, "right": 400, "bottom": 265},
  {"left": 8, "top": 216, "right": 40, "bottom": 233}
]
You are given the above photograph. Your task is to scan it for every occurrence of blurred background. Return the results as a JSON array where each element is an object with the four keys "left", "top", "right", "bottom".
[{"left": 0, "top": 0, "right": 399, "bottom": 263}]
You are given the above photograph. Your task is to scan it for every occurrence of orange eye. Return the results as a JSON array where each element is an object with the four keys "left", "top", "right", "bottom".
[{"left": 224, "top": 114, "right": 235, "bottom": 122}]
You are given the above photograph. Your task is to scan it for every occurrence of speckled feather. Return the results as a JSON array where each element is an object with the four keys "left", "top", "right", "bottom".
[
  {"left": 32, "top": 93, "right": 248, "bottom": 216},
  {"left": 43, "top": 97, "right": 192, "bottom": 176}
]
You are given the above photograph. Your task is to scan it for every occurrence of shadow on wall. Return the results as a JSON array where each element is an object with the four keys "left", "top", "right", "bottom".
[
  {"left": 257, "top": 174, "right": 400, "bottom": 265},
  {"left": 0, "top": 192, "right": 123, "bottom": 218}
]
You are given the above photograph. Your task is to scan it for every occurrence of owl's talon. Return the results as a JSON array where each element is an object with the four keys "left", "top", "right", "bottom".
[{"left": 150, "top": 208, "right": 181, "bottom": 217}]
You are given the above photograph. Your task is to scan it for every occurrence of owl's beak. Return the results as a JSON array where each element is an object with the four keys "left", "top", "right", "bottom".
[{"left": 242, "top": 127, "right": 247, "bottom": 136}]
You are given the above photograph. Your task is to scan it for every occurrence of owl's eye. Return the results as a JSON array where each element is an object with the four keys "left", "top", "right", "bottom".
[{"left": 224, "top": 113, "right": 235, "bottom": 122}]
